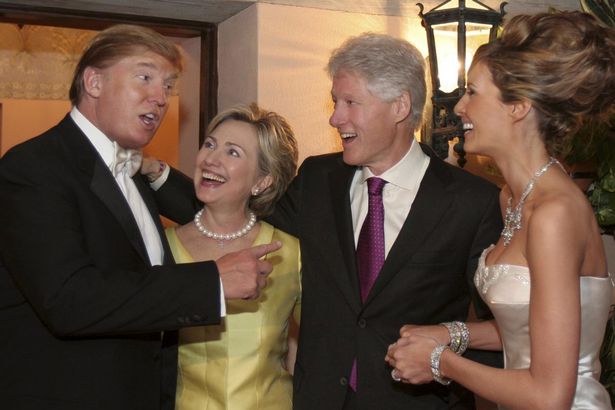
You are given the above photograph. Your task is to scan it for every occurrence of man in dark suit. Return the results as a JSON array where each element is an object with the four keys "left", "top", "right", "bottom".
[
  {"left": 0, "top": 25, "right": 277, "bottom": 410},
  {"left": 265, "top": 33, "right": 502, "bottom": 409}
]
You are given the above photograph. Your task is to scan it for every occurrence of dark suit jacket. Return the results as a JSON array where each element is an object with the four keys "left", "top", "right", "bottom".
[
  {"left": 266, "top": 146, "right": 503, "bottom": 410},
  {"left": 154, "top": 143, "right": 503, "bottom": 410},
  {"left": 0, "top": 115, "right": 222, "bottom": 410}
]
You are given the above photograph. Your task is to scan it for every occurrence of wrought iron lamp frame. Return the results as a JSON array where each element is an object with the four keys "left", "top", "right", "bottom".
[{"left": 418, "top": 0, "right": 506, "bottom": 167}]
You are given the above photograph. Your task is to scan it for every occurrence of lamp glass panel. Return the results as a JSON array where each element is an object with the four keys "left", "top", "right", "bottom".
[
  {"left": 433, "top": 22, "right": 493, "bottom": 92},
  {"left": 466, "top": 0, "right": 492, "bottom": 10},
  {"left": 435, "top": 0, "right": 491, "bottom": 11},
  {"left": 437, "top": 0, "right": 459, "bottom": 9},
  {"left": 466, "top": 23, "right": 492, "bottom": 70},
  {"left": 432, "top": 22, "right": 459, "bottom": 93}
]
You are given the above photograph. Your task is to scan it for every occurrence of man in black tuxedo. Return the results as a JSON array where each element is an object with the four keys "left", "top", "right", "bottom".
[
  {"left": 265, "top": 33, "right": 502, "bottom": 409},
  {"left": 0, "top": 24, "right": 277, "bottom": 410}
]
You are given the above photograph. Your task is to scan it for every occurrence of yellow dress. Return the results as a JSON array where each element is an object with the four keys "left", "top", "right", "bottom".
[{"left": 166, "top": 222, "right": 301, "bottom": 410}]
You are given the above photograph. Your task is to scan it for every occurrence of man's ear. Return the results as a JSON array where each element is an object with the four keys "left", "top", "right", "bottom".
[
  {"left": 83, "top": 66, "right": 103, "bottom": 98},
  {"left": 510, "top": 100, "right": 532, "bottom": 122},
  {"left": 394, "top": 91, "right": 412, "bottom": 123}
]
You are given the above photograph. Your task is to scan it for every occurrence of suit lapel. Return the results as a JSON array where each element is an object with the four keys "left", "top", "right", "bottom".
[
  {"left": 133, "top": 174, "right": 175, "bottom": 265},
  {"left": 90, "top": 164, "right": 151, "bottom": 264},
  {"left": 363, "top": 151, "right": 454, "bottom": 305},
  {"left": 59, "top": 116, "right": 151, "bottom": 264},
  {"left": 328, "top": 160, "right": 362, "bottom": 307}
]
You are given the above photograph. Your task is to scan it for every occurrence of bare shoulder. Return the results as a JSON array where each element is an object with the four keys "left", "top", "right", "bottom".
[
  {"left": 529, "top": 184, "right": 606, "bottom": 277},
  {"left": 532, "top": 186, "right": 593, "bottom": 230},
  {"left": 528, "top": 179, "right": 600, "bottom": 254}
]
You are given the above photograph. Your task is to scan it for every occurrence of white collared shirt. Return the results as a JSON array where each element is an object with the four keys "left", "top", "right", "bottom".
[
  {"left": 350, "top": 138, "right": 430, "bottom": 257},
  {"left": 71, "top": 107, "right": 226, "bottom": 315},
  {"left": 70, "top": 107, "right": 164, "bottom": 266}
]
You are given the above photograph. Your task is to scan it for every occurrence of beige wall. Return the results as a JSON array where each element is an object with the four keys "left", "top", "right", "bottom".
[
  {"left": 218, "top": 3, "right": 429, "bottom": 164},
  {"left": 0, "top": 27, "right": 192, "bottom": 172},
  {"left": 175, "top": 36, "right": 202, "bottom": 175},
  {"left": 2, "top": 2, "right": 581, "bottom": 169},
  {"left": 0, "top": 99, "right": 70, "bottom": 155},
  {"left": 218, "top": 5, "right": 258, "bottom": 111},
  {"left": 0, "top": 97, "right": 181, "bottom": 169},
  {"left": 216, "top": 2, "right": 579, "bottom": 184}
]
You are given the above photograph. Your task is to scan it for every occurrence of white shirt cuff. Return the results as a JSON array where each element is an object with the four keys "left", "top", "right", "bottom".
[
  {"left": 149, "top": 164, "right": 171, "bottom": 191},
  {"left": 219, "top": 278, "right": 226, "bottom": 317}
]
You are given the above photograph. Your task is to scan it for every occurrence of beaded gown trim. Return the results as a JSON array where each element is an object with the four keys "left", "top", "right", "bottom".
[{"left": 474, "top": 246, "right": 530, "bottom": 296}]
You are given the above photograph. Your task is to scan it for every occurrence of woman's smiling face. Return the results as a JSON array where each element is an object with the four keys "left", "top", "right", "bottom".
[
  {"left": 194, "top": 119, "right": 264, "bottom": 208},
  {"left": 455, "top": 61, "right": 513, "bottom": 157}
]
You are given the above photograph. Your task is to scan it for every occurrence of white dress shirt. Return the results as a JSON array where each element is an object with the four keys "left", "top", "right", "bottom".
[
  {"left": 350, "top": 139, "right": 430, "bottom": 257},
  {"left": 70, "top": 107, "right": 164, "bottom": 266},
  {"left": 71, "top": 108, "right": 226, "bottom": 314}
]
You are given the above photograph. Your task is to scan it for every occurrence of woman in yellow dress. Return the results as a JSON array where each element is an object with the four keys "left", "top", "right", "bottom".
[{"left": 165, "top": 103, "right": 300, "bottom": 410}]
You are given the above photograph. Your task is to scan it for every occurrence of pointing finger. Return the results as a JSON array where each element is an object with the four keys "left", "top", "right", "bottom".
[{"left": 250, "top": 241, "right": 282, "bottom": 259}]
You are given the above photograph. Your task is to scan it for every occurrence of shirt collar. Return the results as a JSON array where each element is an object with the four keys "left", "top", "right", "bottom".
[
  {"left": 359, "top": 138, "right": 430, "bottom": 191},
  {"left": 70, "top": 106, "right": 115, "bottom": 170}
]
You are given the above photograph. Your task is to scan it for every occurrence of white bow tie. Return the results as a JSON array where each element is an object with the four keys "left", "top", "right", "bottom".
[{"left": 111, "top": 142, "right": 142, "bottom": 177}]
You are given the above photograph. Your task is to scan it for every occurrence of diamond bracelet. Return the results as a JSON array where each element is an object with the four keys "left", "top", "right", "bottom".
[
  {"left": 441, "top": 321, "right": 470, "bottom": 355},
  {"left": 430, "top": 344, "right": 452, "bottom": 385}
]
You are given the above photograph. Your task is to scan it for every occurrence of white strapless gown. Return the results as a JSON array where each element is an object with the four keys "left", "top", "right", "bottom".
[{"left": 474, "top": 245, "right": 613, "bottom": 409}]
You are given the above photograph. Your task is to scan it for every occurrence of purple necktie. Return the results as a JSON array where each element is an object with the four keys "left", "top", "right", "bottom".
[
  {"left": 349, "top": 177, "right": 387, "bottom": 391},
  {"left": 357, "top": 177, "right": 387, "bottom": 301}
]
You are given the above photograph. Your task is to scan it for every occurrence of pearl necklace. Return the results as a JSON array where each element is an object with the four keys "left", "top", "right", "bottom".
[
  {"left": 194, "top": 208, "right": 257, "bottom": 246},
  {"left": 501, "top": 157, "right": 558, "bottom": 247}
]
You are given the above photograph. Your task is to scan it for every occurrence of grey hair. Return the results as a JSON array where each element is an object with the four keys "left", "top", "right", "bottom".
[{"left": 327, "top": 32, "right": 427, "bottom": 130}]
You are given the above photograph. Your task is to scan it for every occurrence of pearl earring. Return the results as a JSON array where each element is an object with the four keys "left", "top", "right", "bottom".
[{"left": 252, "top": 188, "right": 260, "bottom": 196}]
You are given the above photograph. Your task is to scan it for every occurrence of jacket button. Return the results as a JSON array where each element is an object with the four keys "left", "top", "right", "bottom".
[
  {"left": 358, "top": 318, "right": 367, "bottom": 328},
  {"left": 340, "top": 377, "right": 348, "bottom": 386}
]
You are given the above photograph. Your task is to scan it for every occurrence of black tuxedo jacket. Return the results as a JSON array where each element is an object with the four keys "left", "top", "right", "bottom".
[
  {"left": 267, "top": 146, "right": 503, "bottom": 410},
  {"left": 0, "top": 115, "right": 221, "bottom": 410}
]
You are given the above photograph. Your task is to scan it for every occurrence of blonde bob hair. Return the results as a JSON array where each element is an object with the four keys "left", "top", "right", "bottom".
[{"left": 206, "top": 103, "right": 298, "bottom": 218}]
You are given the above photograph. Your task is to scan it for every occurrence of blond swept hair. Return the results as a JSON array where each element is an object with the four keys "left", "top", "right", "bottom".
[{"left": 69, "top": 24, "right": 182, "bottom": 106}]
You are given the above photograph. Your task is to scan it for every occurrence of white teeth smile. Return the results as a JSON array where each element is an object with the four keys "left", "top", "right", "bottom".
[
  {"left": 142, "top": 113, "right": 157, "bottom": 124},
  {"left": 462, "top": 123, "right": 474, "bottom": 131},
  {"left": 202, "top": 172, "right": 226, "bottom": 183},
  {"left": 340, "top": 132, "right": 357, "bottom": 139}
]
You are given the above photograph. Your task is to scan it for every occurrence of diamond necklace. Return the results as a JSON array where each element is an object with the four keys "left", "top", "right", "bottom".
[
  {"left": 194, "top": 208, "right": 257, "bottom": 246},
  {"left": 501, "top": 157, "right": 558, "bottom": 247}
]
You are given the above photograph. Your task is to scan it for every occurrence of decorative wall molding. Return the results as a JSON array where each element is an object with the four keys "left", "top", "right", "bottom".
[{"left": 0, "top": 23, "right": 96, "bottom": 100}]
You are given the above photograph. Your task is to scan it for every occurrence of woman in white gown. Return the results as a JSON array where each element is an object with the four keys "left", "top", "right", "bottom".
[{"left": 385, "top": 11, "right": 615, "bottom": 409}]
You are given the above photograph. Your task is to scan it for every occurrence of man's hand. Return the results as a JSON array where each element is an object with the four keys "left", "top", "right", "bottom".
[
  {"left": 139, "top": 156, "right": 166, "bottom": 183},
  {"left": 216, "top": 241, "right": 282, "bottom": 300}
]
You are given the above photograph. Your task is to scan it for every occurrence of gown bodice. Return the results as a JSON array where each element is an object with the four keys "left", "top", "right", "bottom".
[{"left": 474, "top": 245, "right": 613, "bottom": 409}]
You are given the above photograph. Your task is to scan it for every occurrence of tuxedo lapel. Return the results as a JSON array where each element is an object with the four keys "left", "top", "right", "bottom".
[
  {"left": 363, "top": 156, "right": 454, "bottom": 305},
  {"left": 328, "top": 161, "right": 362, "bottom": 307},
  {"left": 133, "top": 174, "right": 175, "bottom": 265},
  {"left": 59, "top": 116, "right": 151, "bottom": 264},
  {"left": 90, "top": 164, "right": 151, "bottom": 264}
]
